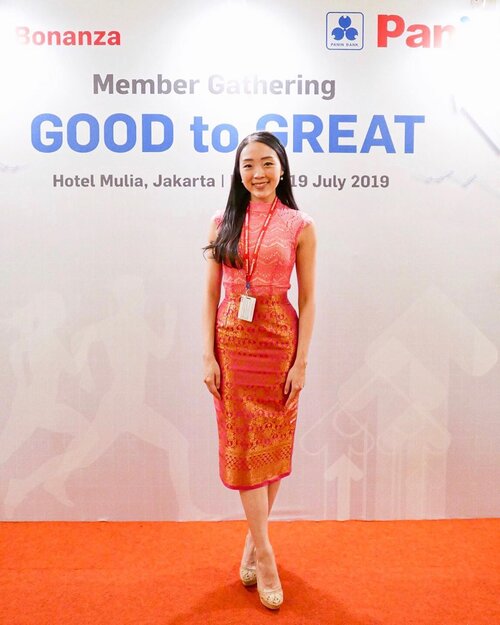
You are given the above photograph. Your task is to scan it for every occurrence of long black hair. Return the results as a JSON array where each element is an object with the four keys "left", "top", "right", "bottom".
[{"left": 204, "top": 131, "right": 299, "bottom": 267}]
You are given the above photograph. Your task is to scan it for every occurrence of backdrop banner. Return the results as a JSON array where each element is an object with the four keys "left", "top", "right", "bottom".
[{"left": 0, "top": 0, "right": 498, "bottom": 521}]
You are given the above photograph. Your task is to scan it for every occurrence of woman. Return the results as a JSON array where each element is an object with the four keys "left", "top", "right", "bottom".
[{"left": 202, "top": 131, "right": 316, "bottom": 610}]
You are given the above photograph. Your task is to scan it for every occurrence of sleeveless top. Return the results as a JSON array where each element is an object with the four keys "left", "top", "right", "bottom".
[{"left": 211, "top": 198, "right": 314, "bottom": 296}]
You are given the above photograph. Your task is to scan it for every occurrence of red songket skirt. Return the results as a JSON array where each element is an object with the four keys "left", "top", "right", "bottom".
[{"left": 213, "top": 291, "right": 299, "bottom": 490}]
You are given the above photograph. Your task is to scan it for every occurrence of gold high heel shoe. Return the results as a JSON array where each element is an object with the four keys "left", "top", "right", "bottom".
[
  {"left": 239, "top": 532, "right": 257, "bottom": 586},
  {"left": 256, "top": 556, "right": 283, "bottom": 610}
]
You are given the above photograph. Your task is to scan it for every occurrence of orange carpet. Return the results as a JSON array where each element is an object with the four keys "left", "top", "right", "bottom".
[{"left": 0, "top": 519, "right": 498, "bottom": 624}]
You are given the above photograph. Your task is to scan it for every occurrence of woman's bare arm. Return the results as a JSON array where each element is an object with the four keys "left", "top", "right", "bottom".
[
  {"left": 284, "top": 221, "right": 317, "bottom": 407},
  {"left": 202, "top": 219, "right": 223, "bottom": 399}
]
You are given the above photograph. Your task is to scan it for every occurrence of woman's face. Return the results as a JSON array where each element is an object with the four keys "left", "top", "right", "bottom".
[{"left": 239, "top": 141, "right": 283, "bottom": 203}]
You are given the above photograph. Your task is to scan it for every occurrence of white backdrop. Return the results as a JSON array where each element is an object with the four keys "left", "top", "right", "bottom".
[{"left": 0, "top": 0, "right": 498, "bottom": 521}]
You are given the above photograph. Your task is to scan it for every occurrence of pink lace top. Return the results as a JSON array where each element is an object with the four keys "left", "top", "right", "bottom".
[{"left": 212, "top": 199, "right": 314, "bottom": 296}]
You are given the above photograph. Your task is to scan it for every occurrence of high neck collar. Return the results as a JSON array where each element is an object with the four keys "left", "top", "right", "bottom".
[{"left": 248, "top": 198, "right": 280, "bottom": 213}]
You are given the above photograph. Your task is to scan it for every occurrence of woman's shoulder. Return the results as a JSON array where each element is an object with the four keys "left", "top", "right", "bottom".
[
  {"left": 210, "top": 208, "right": 225, "bottom": 227},
  {"left": 278, "top": 202, "right": 314, "bottom": 226},
  {"left": 298, "top": 209, "right": 314, "bottom": 225},
  {"left": 277, "top": 203, "right": 314, "bottom": 245}
]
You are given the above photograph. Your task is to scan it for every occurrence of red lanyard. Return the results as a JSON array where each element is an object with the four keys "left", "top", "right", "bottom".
[{"left": 243, "top": 195, "right": 279, "bottom": 291}]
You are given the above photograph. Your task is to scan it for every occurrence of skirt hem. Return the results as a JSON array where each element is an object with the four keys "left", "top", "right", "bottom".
[{"left": 220, "top": 471, "right": 291, "bottom": 491}]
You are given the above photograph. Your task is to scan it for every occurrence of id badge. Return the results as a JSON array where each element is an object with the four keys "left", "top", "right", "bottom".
[{"left": 238, "top": 294, "right": 256, "bottom": 322}]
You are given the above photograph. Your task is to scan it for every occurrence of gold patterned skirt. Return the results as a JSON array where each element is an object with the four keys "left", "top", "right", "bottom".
[{"left": 213, "top": 292, "right": 299, "bottom": 490}]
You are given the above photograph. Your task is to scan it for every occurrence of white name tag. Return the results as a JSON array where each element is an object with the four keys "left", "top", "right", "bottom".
[{"left": 238, "top": 294, "right": 256, "bottom": 322}]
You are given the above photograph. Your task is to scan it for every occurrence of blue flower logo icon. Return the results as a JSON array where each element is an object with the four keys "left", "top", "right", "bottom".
[{"left": 331, "top": 15, "right": 358, "bottom": 41}]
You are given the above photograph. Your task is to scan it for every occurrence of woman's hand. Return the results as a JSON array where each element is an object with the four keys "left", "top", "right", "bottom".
[
  {"left": 203, "top": 355, "right": 221, "bottom": 400},
  {"left": 284, "top": 361, "right": 306, "bottom": 408}
]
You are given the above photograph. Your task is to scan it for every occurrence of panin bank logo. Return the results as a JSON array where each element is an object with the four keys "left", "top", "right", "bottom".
[{"left": 326, "top": 12, "right": 364, "bottom": 50}]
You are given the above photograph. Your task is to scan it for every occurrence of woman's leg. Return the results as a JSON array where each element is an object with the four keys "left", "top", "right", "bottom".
[
  {"left": 240, "top": 485, "right": 281, "bottom": 590},
  {"left": 243, "top": 479, "right": 281, "bottom": 547},
  {"left": 267, "top": 479, "right": 281, "bottom": 515}
]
